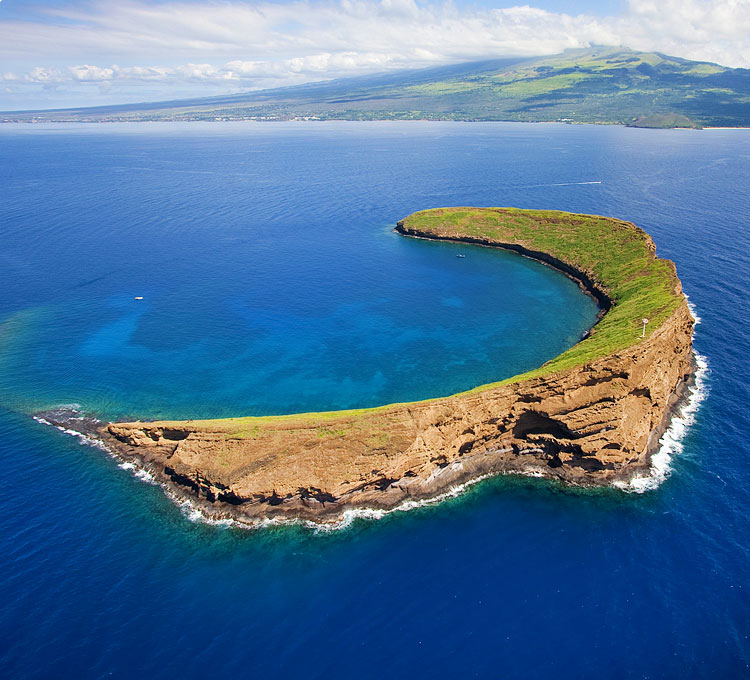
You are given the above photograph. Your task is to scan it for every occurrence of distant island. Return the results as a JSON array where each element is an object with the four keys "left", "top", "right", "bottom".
[
  {"left": 65, "top": 207, "right": 696, "bottom": 525},
  {"left": 3, "top": 47, "right": 749, "bottom": 128}
]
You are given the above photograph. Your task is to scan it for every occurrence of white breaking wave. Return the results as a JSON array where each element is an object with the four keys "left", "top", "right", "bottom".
[
  {"left": 33, "top": 415, "right": 111, "bottom": 453},
  {"left": 612, "top": 298, "right": 707, "bottom": 493},
  {"left": 166, "top": 492, "right": 236, "bottom": 527},
  {"left": 613, "top": 351, "right": 709, "bottom": 493},
  {"left": 231, "top": 464, "right": 555, "bottom": 533},
  {"left": 687, "top": 296, "right": 701, "bottom": 325},
  {"left": 179, "top": 471, "right": 503, "bottom": 533},
  {"left": 34, "top": 411, "right": 159, "bottom": 485},
  {"left": 300, "top": 472, "right": 498, "bottom": 533}
]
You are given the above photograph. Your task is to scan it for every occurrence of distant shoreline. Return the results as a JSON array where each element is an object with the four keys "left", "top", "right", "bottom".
[
  {"left": 5, "top": 47, "right": 749, "bottom": 129},
  {"left": 3, "top": 118, "right": 748, "bottom": 130}
]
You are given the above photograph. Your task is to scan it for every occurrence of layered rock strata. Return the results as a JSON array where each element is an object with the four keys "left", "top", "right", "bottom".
[{"left": 98, "top": 208, "right": 695, "bottom": 524}]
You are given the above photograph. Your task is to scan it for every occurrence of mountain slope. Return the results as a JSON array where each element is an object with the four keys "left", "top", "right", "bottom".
[{"left": 4, "top": 47, "right": 749, "bottom": 127}]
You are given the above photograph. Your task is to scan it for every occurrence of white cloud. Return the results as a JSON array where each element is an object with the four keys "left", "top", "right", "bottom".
[
  {"left": 70, "top": 65, "right": 116, "bottom": 82},
  {"left": 1, "top": 0, "right": 748, "bottom": 107},
  {"left": 615, "top": 0, "right": 750, "bottom": 68},
  {"left": 24, "top": 67, "right": 65, "bottom": 84}
]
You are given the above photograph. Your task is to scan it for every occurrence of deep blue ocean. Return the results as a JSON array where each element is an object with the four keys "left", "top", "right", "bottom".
[{"left": 0, "top": 121, "right": 748, "bottom": 678}]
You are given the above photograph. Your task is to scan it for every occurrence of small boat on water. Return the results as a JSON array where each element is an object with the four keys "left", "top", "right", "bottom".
[{"left": 456, "top": 254, "right": 466, "bottom": 258}]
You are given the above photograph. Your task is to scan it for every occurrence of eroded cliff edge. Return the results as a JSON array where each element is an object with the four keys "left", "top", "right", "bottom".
[{"left": 99, "top": 208, "right": 695, "bottom": 524}]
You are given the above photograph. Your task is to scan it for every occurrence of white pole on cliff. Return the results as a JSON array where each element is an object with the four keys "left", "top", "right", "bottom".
[{"left": 642, "top": 318, "right": 649, "bottom": 337}]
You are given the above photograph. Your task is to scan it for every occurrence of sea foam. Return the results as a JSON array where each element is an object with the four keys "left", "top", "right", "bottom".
[{"left": 613, "top": 299, "right": 708, "bottom": 493}]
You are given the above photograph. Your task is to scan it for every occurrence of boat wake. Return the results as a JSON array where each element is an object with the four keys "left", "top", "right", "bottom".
[{"left": 517, "top": 180, "right": 603, "bottom": 188}]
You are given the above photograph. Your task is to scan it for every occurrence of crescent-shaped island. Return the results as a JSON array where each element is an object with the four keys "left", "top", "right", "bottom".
[{"left": 97, "top": 207, "right": 696, "bottom": 524}]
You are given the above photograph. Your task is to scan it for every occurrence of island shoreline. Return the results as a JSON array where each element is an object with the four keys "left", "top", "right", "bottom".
[
  {"left": 38, "top": 207, "right": 697, "bottom": 526},
  {"left": 36, "top": 352, "right": 700, "bottom": 528}
]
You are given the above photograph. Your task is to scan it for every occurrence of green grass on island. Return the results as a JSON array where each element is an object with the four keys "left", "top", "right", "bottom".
[{"left": 145, "top": 207, "right": 684, "bottom": 431}]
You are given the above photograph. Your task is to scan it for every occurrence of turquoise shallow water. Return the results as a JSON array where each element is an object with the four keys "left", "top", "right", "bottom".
[
  {"left": 0, "top": 122, "right": 748, "bottom": 678},
  {"left": 0, "top": 122, "right": 597, "bottom": 419}
]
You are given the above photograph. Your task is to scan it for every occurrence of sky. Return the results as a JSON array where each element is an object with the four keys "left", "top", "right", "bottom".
[{"left": 1, "top": 0, "right": 748, "bottom": 110}]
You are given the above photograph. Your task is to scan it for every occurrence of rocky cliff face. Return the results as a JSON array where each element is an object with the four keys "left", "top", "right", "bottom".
[{"left": 102, "top": 280, "right": 695, "bottom": 525}]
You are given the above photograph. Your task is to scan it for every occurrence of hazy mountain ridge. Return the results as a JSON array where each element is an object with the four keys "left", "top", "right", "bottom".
[{"left": 4, "top": 47, "right": 749, "bottom": 127}]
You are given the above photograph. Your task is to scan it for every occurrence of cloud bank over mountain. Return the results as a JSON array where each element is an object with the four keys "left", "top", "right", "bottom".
[{"left": 2, "top": 0, "right": 748, "bottom": 109}]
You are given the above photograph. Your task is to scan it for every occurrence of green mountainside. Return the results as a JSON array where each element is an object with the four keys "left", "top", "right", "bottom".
[{"left": 4, "top": 47, "right": 749, "bottom": 127}]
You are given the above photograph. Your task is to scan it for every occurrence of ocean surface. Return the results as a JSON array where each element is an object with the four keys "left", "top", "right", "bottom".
[{"left": 0, "top": 121, "right": 748, "bottom": 678}]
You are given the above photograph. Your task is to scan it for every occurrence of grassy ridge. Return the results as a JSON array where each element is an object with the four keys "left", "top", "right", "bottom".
[{"left": 142, "top": 207, "right": 684, "bottom": 431}]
